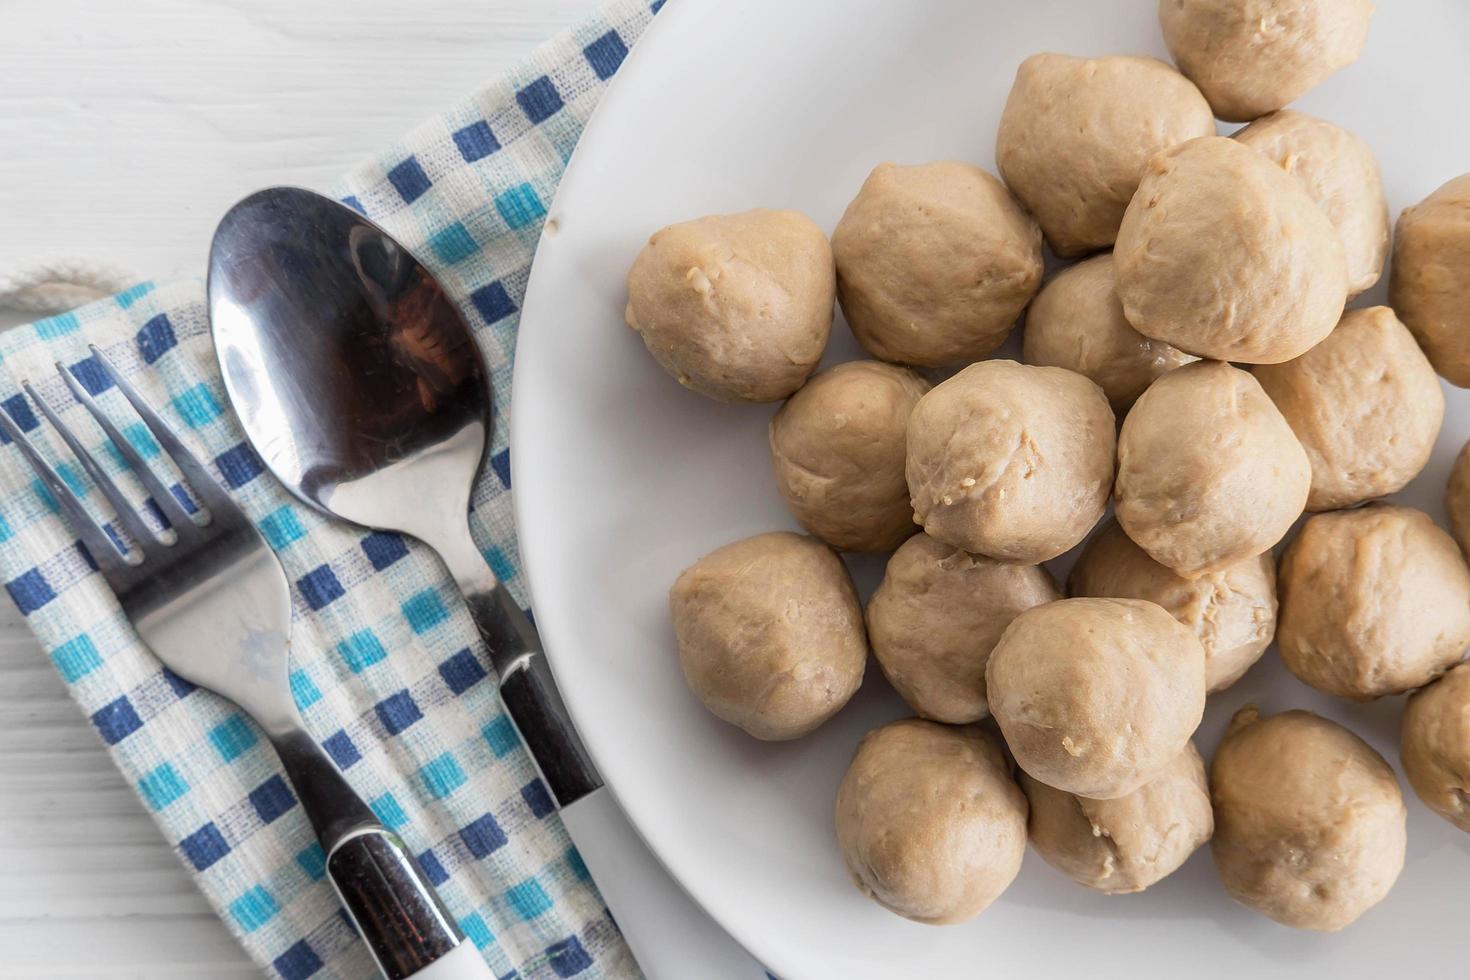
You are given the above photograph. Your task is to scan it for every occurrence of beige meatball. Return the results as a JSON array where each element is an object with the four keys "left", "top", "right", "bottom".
[
  {"left": 1070, "top": 519, "right": 1275, "bottom": 693},
  {"left": 996, "top": 53, "right": 1215, "bottom": 256},
  {"left": 1391, "top": 174, "right": 1470, "bottom": 387},
  {"left": 1277, "top": 505, "right": 1470, "bottom": 700},
  {"left": 906, "top": 360, "right": 1114, "bottom": 563},
  {"left": 669, "top": 532, "right": 865, "bottom": 739},
  {"left": 625, "top": 209, "right": 834, "bottom": 402},
  {"left": 1022, "top": 254, "right": 1198, "bottom": 412},
  {"left": 1115, "top": 137, "right": 1348, "bottom": 363},
  {"left": 1022, "top": 743, "right": 1213, "bottom": 894},
  {"left": 1255, "top": 307, "right": 1443, "bottom": 512},
  {"left": 866, "top": 533, "right": 1060, "bottom": 723},
  {"left": 1211, "top": 707, "right": 1406, "bottom": 932},
  {"left": 769, "top": 361, "right": 930, "bottom": 552},
  {"left": 831, "top": 161, "right": 1043, "bottom": 367},
  {"left": 835, "top": 719, "right": 1028, "bottom": 924},
  {"left": 1401, "top": 662, "right": 1470, "bottom": 832},
  {"left": 1236, "top": 110, "right": 1389, "bottom": 295},
  {"left": 986, "top": 598, "right": 1206, "bottom": 799},
  {"left": 1116, "top": 361, "right": 1310, "bottom": 579},
  {"left": 1446, "top": 440, "right": 1470, "bottom": 557},
  {"left": 1159, "top": 0, "right": 1374, "bottom": 123}
]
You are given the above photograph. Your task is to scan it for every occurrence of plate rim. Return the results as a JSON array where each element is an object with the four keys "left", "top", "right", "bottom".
[
  {"left": 508, "top": 2, "right": 1470, "bottom": 976},
  {"left": 508, "top": 0, "right": 784, "bottom": 971}
]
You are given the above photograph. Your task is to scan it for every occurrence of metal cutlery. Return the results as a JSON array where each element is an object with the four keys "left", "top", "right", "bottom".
[
  {"left": 207, "top": 187, "right": 598, "bottom": 809},
  {"left": 0, "top": 350, "right": 491, "bottom": 980},
  {"left": 206, "top": 187, "right": 682, "bottom": 976}
]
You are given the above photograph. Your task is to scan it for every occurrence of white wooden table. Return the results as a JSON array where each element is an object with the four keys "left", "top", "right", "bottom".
[{"left": 0, "top": 3, "right": 747, "bottom": 976}]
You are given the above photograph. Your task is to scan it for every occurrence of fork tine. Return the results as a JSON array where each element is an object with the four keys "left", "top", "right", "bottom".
[
  {"left": 25, "top": 380, "right": 162, "bottom": 555},
  {"left": 87, "top": 347, "right": 233, "bottom": 516},
  {"left": 55, "top": 363, "right": 198, "bottom": 531},
  {"left": 0, "top": 395, "right": 132, "bottom": 574}
]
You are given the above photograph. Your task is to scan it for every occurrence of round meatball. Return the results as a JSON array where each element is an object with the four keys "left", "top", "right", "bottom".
[
  {"left": 831, "top": 161, "right": 1043, "bottom": 367},
  {"left": 1391, "top": 173, "right": 1470, "bottom": 387},
  {"left": 1115, "top": 361, "right": 1310, "bottom": 579},
  {"left": 624, "top": 209, "right": 833, "bottom": 402},
  {"left": 866, "top": 533, "right": 1060, "bottom": 723},
  {"left": 1236, "top": 110, "right": 1389, "bottom": 295},
  {"left": 669, "top": 532, "right": 866, "bottom": 739},
  {"left": 1115, "top": 137, "right": 1348, "bottom": 363},
  {"left": 996, "top": 53, "right": 1214, "bottom": 256},
  {"left": 1446, "top": 440, "right": 1470, "bottom": 557},
  {"left": 986, "top": 598, "right": 1206, "bottom": 799},
  {"left": 1022, "top": 742, "right": 1213, "bottom": 894},
  {"left": 1211, "top": 707, "right": 1406, "bottom": 932},
  {"left": 769, "top": 361, "right": 930, "bottom": 552},
  {"left": 906, "top": 360, "right": 1115, "bottom": 563},
  {"left": 1022, "top": 253, "right": 1198, "bottom": 412},
  {"left": 1255, "top": 306, "right": 1443, "bottom": 512},
  {"left": 1401, "top": 662, "right": 1470, "bottom": 833},
  {"left": 835, "top": 719, "right": 1028, "bottom": 924},
  {"left": 1277, "top": 505, "right": 1470, "bottom": 700},
  {"left": 1069, "top": 519, "right": 1275, "bottom": 693},
  {"left": 1159, "top": 0, "right": 1374, "bottom": 123}
]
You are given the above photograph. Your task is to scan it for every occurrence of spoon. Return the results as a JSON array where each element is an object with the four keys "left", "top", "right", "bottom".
[
  {"left": 208, "top": 186, "right": 600, "bottom": 806},
  {"left": 206, "top": 188, "right": 688, "bottom": 974}
]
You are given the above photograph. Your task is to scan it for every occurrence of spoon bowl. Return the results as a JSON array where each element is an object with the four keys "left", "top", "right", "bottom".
[
  {"left": 207, "top": 187, "right": 599, "bottom": 805},
  {"left": 209, "top": 187, "right": 485, "bottom": 544}
]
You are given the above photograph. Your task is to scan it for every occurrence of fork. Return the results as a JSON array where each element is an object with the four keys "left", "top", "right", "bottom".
[{"left": 0, "top": 347, "right": 492, "bottom": 980}]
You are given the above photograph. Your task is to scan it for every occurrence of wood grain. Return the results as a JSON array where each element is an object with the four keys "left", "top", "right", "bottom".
[{"left": 0, "top": 0, "right": 593, "bottom": 281}]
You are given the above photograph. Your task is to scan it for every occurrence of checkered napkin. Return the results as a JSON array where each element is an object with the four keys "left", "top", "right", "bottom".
[{"left": 0, "top": 2, "right": 664, "bottom": 977}]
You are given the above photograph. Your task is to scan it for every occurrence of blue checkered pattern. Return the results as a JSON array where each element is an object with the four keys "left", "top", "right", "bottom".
[{"left": 0, "top": 2, "right": 664, "bottom": 977}]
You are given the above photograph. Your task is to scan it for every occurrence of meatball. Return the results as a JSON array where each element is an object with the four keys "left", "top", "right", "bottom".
[
  {"left": 1159, "top": 0, "right": 1374, "bottom": 122},
  {"left": 1022, "top": 253, "right": 1198, "bottom": 412},
  {"left": 906, "top": 360, "right": 1115, "bottom": 563},
  {"left": 669, "top": 532, "right": 866, "bottom": 739},
  {"left": 831, "top": 161, "right": 1042, "bottom": 367},
  {"left": 1069, "top": 519, "right": 1275, "bottom": 693},
  {"left": 1391, "top": 173, "right": 1470, "bottom": 387},
  {"left": 1115, "top": 361, "right": 1310, "bottom": 579},
  {"left": 1236, "top": 110, "right": 1389, "bottom": 295},
  {"left": 1446, "top": 439, "right": 1470, "bottom": 558},
  {"left": 986, "top": 598, "right": 1206, "bottom": 799},
  {"left": 1255, "top": 306, "right": 1443, "bottom": 512},
  {"left": 866, "top": 532, "right": 1060, "bottom": 723},
  {"left": 996, "top": 53, "right": 1214, "bottom": 256},
  {"left": 625, "top": 209, "right": 834, "bottom": 402},
  {"left": 1211, "top": 707, "right": 1406, "bottom": 931},
  {"left": 1022, "top": 742, "right": 1213, "bottom": 894},
  {"left": 1114, "top": 137, "right": 1348, "bottom": 363},
  {"left": 1277, "top": 505, "right": 1470, "bottom": 700},
  {"left": 768, "top": 360, "right": 930, "bottom": 552},
  {"left": 835, "top": 719, "right": 1028, "bottom": 924},
  {"left": 1401, "top": 662, "right": 1470, "bottom": 833}
]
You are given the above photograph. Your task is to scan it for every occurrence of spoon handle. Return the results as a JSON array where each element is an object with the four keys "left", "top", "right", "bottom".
[{"left": 463, "top": 575, "right": 603, "bottom": 807}]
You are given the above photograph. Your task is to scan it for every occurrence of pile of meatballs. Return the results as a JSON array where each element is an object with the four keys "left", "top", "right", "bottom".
[{"left": 623, "top": 0, "right": 1470, "bottom": 934}]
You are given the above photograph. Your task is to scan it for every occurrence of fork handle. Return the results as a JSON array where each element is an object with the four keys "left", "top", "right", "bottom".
[
  {"left": 327, "top": 829, "right": 491, "bottom": 980},
  {"left": 271, "top": 729, "right": 487, "bottom": 980},
  {"left": 272, "top": 727, "right": 378, "bottom": 845}
]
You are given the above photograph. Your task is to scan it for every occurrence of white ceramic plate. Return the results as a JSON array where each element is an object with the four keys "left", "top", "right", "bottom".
[{"left": 513, "top": 2, "right": 1470, "bottom": 976}]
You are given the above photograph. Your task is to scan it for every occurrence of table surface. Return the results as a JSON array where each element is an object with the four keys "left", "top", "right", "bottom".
[{"left": 0, "top": 2, "right": 736, "bottom": 976}]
